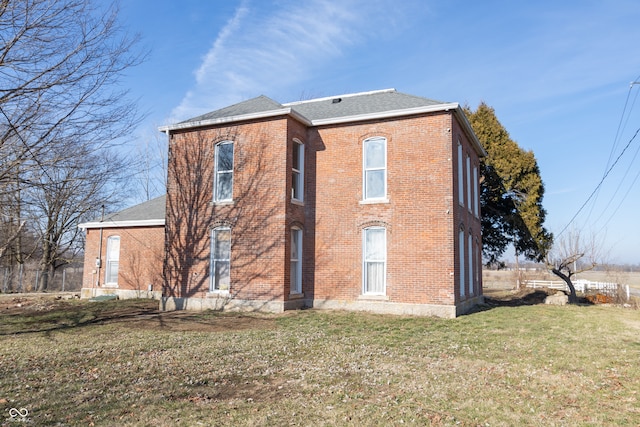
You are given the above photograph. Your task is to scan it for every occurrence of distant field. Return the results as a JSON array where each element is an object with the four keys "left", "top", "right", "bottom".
[
  {"left": 483, "top": 269, "right": 640, "bottom": 289},
  {"left": 1, "top": 297, "right": 639, "bottom": 426}
]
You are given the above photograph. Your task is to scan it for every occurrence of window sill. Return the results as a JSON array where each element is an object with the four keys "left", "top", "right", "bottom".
[
  {"left": 212, "top": 200, "right": 234, "bottom": 206},
  {"left": 206, "top": 290, "right": 230, "bottom": 297},
  {"left": 103, "top": 283, "right": 118, "bottom": 288},
  {"left": 289, "top": 292, "right": 304, "bottom": 299},
  {"left": 358, "top": 294, "right": 389, "bottom": 301},
  {"left": 291, "top": 199, "right": 304, "bottom": 206},
  {"left": 359, "top": 198, "right": 390, "bottom": 205}
]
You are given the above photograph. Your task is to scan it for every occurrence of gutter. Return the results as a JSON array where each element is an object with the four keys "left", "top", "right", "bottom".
[{"left": 79, "top": 219, "right": 166, "bottom": 230}]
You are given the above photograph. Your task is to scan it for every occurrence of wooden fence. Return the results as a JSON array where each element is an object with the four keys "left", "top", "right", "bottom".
[{"left": 524, "top": 279, "right": 630, "bottom": 300}]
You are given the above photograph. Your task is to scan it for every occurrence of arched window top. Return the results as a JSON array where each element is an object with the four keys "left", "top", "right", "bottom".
[
  {"left": 364, "top": 135, "right": 386, "bottom": 143},
  {"left": 359, "top": 220, "right": 391, "bottom": 232},
  {"left": 211, "top": 219, "right": 233, "bottom": 230}
]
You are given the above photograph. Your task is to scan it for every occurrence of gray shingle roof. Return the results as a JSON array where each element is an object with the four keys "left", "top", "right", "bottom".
[
  {"left": 177, "top": 89, "right": 448, "bottom": 126},
  {"left": 284, "top": 89, "right": 445, "bottom": 122},
  {"left": 78, "top": 195, "right": 166, "bottom": 229},
  {"left": 182, "top": 95, "right": 284, "bottom": 123},
  {"left": 160, "top": 89, "right": 484, "bottom": 156},
  {"left": 103, "top": 195, "right": 166, "bottom": 222}
]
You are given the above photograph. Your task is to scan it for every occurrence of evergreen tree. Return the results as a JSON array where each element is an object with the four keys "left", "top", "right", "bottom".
[{"left": 465, "top": 103, "right": 552, "bottom": 265}]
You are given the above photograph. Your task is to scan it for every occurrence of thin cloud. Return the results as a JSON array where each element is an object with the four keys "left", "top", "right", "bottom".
[{"left": 171, "top": 0, "right": 409, "bottom": 121}]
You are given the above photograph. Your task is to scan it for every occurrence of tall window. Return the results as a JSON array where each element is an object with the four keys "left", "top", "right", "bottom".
[
  {"left": 292, "top": 140, "right": 304, "bottom": 202},
  {"left": 473, "top": 165, "right": 479, "bottom": 217},
  {"left": 476, "top": 239, "right": 481, "bottom": 290},
  {"left": 210, "top": 227, "right": 231, "bottom": 291},
  {"left": 363, "top": 137, "right": 387, "bottom": 200},
  {"left": 458, "top": 142, "right": 464, "bottom": 205},
  {"left": 466, "top": 155, "right": 472, "bottom": 209},
  {"left": 290, "top": 227, "right": 302, "bottom": 294},
  {"left": 105, "top": 236, "right": 120, "bottom": 285},
  {"left": 214, "top": 141, "right": 234, "bottom": 202},
  {"left": 363, "top": 227, "right": 386, "bottom": 295},
  {"left": 468, "top": 233, "right": 474, "bottom": 295},
  {"left": 459, "top": 229, "right": 465, "bottom": 298}
]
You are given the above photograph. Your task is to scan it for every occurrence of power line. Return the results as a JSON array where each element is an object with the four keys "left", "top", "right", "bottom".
[
  {"left": 557, "top": 125, "right": 640, "bottom": 238},
  {"left": 557, "top": 79, "right": 640, "bottom": 238},
  {"left": 585, "top": 80, "right": 640, "bottom": 221}
]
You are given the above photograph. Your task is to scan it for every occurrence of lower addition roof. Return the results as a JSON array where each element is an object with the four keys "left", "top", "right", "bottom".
[{"left": 78, "top": 195, "right": 166, "bottom": 229}]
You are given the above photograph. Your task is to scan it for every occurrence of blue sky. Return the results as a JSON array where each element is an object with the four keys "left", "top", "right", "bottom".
[{"left": 119, "top": 0, "right": 640, "bottom": 264}]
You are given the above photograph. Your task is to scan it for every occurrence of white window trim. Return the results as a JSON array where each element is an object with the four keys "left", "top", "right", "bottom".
[
  {"left": 466, "top": 155, "right": 472, "bottom": 211},
  {"left": 292, "top": 139, "right": 304, "bottom": 203},
  {"left": 362, "top": 226, "right": 387, "bottom": 296},
  {"left": 214, "top": 141, "right": 234, "bottom": 203},
  {"left": 476, "top": 239, "right": 481, "bottom": 289},
  {"left": 473, "top": 165, "right": 479, "bottom": 217},
  {"left": 210, "top": 227, "right": 231, "bottom": 293},
  {"left": 290, "top": 227, "right": 303, "bottom": 295},
  {"left": 468, "top": 233, "right": 474, "bottom": 296},
  {"left": 362, "top": 137, "right": 387, "bottom": 202},
  {"left": 459, "top": 229, "right": 465, "bottom": 298},
  {"left": 458, "top": 141, "right": 464, "bottom": 206},
  {"left": 105, "top": 235, "right": 120, "bottom": 287}
]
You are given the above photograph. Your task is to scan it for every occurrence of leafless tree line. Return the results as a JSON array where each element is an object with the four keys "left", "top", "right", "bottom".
[{"left": 0, "top": 0, "right": 144, "bottom": 290}]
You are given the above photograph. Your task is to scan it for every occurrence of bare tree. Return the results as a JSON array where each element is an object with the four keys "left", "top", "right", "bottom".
[
  {"left": 25, "top": 147, "right": 131, "bottom": 290},
  {"left": 0, "top": 0, "right": 145, "bottom": 289},
  {"left": 0, "top": 0, "right": 143, "bottom": 179},
  {"left": 546, "top": 230, "right": 602, "bottom": 303},
  {"left": 133, "top": 129, "right": 168, "bottom": 202}
]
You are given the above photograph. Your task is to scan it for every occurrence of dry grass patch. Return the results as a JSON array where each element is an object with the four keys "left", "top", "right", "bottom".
[{"left": 1, "top": 298, "right": 639, "bottom": 426}]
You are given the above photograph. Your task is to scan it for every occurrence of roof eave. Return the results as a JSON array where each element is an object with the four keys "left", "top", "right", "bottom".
[
  {"left": 309, "top": 102, "right": 460, "bottom": 127},
  {"left": 453, "top": 108, "right": 487, "bottom": 157},
  {"left": 158, "top": 108, "right": 311, "bottom": 132},
  {"left": 78, "top": 219, "right": 166, "bottom": 230}
]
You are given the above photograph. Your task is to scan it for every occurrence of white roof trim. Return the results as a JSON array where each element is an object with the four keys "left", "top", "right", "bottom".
[
  {"left": 156, "top": 96, "right": 486, "bottom": 157},
  {"left": 454, "top": 109, "right": 487, "bottom": 157},
  {"left": 159, "top": 107, "right": 311, "bottom": 132},
  {"left": 310, "top": 103, "right": 460, "bottom": 126},
  {"left": 79, "top": 219, "right": 165, "bottom": 230},
  {"left": 283, "top": 88, "right": 397, "bottom": 106}
]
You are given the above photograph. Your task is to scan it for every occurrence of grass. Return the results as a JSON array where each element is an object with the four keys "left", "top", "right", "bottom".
[{"left": 1, "top": 298, "right": 639, "bottom": 426}]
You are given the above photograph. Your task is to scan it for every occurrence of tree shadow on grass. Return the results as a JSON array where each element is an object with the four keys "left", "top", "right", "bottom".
[
  {"left": 472, "top": 287, "right": 594, "bottom": 313},
  {"left": 0, "top": 299, "right": 277, "bottom": 336}
]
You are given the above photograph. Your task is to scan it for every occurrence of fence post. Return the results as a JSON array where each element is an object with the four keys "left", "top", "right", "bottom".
[
  {"left": 62, "top": 269, "right": 66, "bottom": 292},
  {"left": 18, "top": 264, "right": 23, "bottom": 292}
]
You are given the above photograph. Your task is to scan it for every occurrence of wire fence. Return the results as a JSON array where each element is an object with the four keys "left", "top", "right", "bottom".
[{"left": 1, "top": 265, "right": 83, "bottom": 293}]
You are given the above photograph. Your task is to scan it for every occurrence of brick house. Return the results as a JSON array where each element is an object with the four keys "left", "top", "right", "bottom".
[
  {"left": 157, "top": 89, "right": 486, "bottom": 317},
  {"left": 78, "top": 195, "right": 165, "bottom": 300}
]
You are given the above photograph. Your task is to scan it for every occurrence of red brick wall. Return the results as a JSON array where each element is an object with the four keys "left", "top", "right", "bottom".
[
  {"left": 308, "top": 112, "right": 463, "bottom": 305},
  {"left": 82, "top": 225, "right": 164, "bottom": 291},
  {"left": 163, "top": 108, "right": 483, "bottom": 310},
  {"left": 164, "top": 118, "right": 290, "bottom": 302},
  {"left": 452, "top": 115, "right": 483, "bottom": 302}
]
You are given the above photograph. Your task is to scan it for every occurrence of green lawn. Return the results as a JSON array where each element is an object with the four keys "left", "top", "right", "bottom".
[{"left": 1, "top": 298, "right": 639, "bottom": 426}]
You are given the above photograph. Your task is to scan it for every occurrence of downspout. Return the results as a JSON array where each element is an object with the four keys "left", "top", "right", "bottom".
[{"left": 96, "top": 204, "right": 105, "bottom": 293}]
